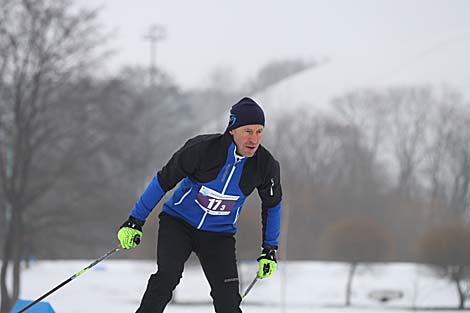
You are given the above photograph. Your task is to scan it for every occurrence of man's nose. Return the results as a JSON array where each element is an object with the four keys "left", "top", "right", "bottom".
[{"left": 249, "top": 134, "right": 259, "bottom": 143}]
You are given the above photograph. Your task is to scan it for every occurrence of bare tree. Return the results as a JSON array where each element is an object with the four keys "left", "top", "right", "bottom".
[
  {"left": 332, "top": 86, "right": 470, "bottom": 233},
  {"left": 387, "top": 87, "right": 432, "bottom": 196},
  {"left": 425, "top": 101, "right": 456, "bottom": 220},
  {"left": 420, "top": 224, "right": 470, "bottom": 310},
  {"left": 332, "top": 89, "right": 390, "bottom": 164},
  {"left": 446, "top": 107, "right": 470, "bottom": 219},
  {"left": 267, "top": 112, "right": 349, "bottom": 185},
  {"left": 265, "top": 111, "right": 389, "bottom": 259},
  {"left": 0, "top": 0, "right": 107, "bottom": 310},
  {"left": 423, "top": 91, "right": 470, "bottom": 223},
  {"left": 262, "top": 85, "right": 469, "bottom": 261},
  {"left": 320, "top": 217, "right": 390, "bottom": 306},
  {"left": 333, "top": 87, "right": 440, "bottom": 197}
]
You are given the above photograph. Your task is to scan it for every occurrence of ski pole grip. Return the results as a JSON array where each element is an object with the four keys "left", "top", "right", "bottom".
[
  {"left": 263, "top": 263, "right": 270, "bottom": 274},
  {"left": 133, "top": 234, "right": 141, "bottom": 245}
]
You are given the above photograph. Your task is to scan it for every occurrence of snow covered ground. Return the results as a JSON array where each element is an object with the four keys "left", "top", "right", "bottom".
[{"left": 17, "top": 258, "right": 458, "bottom": 313}]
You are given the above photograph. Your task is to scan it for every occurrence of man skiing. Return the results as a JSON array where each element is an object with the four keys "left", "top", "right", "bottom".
[{"left": 117, "top": 97, "right": 282, "bottom": 313}]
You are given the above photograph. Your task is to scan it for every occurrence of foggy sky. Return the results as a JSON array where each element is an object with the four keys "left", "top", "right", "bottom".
[{"left": 75, "top": 0, "right": 470, "bottom": 89}]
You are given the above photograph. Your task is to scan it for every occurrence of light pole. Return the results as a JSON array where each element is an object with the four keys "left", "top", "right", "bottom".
[{"left": 144, "top": 24, "right": 166, "bottom": 87}]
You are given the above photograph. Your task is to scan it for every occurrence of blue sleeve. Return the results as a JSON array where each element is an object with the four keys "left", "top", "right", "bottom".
[
  {"left": 130, "top": 176, "right": 166, "bottom": 221},
  {"left": 262, "top": 201, "right": 282, "bottom": 249}
]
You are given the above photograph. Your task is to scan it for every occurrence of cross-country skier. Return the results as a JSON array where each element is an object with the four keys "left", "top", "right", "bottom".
[{"left": 117, "top": 97, "right": 282, "bottom": 313}]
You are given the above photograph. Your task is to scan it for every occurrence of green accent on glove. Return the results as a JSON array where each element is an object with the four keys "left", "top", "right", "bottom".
[
  {"left": 118, "top": 227, "right": 142, "bottom": 249},
  {"left": 257, "top": 254, "right": 277, "bottom": 279}
]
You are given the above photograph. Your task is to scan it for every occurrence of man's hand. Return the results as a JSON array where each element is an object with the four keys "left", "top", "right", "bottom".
[
  {"left": 117, "top": 216, "right": 143, "bottom": 249},
  {"left": 257, "top": 248, "right": 277, "bottom": 279}
]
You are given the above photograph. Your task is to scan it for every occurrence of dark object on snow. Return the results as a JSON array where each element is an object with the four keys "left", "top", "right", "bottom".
[
  {"left": 368, "top": 289, "right": 404, "bottom": 303},
  {"left": 10, "top": 299, "right": 55, "bottom": 313}
]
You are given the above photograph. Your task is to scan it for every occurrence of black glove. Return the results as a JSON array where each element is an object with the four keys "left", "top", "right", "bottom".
[{"left": 256, "top": 248, "right": 277, "bottom": 278}]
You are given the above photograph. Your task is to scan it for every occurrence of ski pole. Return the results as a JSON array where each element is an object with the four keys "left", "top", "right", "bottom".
[
  {"left": 241, "top": 263, "right": 270, "bottom": 301},
  {"left": 17, "top": 236, "right": 140, "bottom": 313},
  {"left": 241, "top": 275, "right": 259, "bottom": 301}
]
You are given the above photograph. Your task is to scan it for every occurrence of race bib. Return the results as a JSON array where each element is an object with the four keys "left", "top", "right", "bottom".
[{"left": 195, "top": 186, "right": 240, "bottom": 216}]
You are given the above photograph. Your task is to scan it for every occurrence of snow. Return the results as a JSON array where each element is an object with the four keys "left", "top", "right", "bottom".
[{"left": 17, "top": 258, "right": 459, "bottom": 313}]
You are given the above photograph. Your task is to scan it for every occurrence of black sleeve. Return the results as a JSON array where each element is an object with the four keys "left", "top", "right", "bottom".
[
  {"left": 257, "top": 157, "right": 282, "bottom": 209},
  {"left": 258, "top": 156, "right": 282, "bottom": 250},
  {"left": 156, "top": 137, "right": 201, "bottom": 192}
]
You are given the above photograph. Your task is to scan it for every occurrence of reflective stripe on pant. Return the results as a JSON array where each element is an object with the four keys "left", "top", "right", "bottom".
[{"left": 136, "top": 212, "right": 242, "bottom": 313}]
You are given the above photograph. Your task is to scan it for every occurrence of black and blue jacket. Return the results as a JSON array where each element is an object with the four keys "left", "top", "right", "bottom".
[{"left": 130, "top": 132, "right": 282, "bottom": 249}]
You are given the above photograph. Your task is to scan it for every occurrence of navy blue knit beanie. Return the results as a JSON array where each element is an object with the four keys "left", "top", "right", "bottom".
[{"left": 226, "top": 97, "right": 265, "bottom": 131}]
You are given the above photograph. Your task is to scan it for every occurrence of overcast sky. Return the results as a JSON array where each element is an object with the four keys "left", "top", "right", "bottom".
[{"left": 75, "top": 0, "right": 470, "bottom": 89}]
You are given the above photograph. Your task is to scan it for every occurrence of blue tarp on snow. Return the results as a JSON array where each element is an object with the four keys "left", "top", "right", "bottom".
[{"left": 10, "top": 299, "right": 55, "bottom": 313}]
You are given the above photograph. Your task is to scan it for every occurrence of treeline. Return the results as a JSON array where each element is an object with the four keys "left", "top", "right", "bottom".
[{"left": 257, "top": 86, "right": 470, "bottom": 262}]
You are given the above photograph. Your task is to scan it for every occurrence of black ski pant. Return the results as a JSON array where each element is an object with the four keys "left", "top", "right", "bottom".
[{"left": 136, "top": 212, "right": 242, "bottom": 313}]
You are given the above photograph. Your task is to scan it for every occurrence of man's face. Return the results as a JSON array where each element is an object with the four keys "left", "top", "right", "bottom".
[{"left": 229, "top": 124, "right": 264, "bottom": 157}]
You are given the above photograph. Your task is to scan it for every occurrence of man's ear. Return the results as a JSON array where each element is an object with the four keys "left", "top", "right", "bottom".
[{"left": 229, "top": 130, "right": 234, "bottom": 135}]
